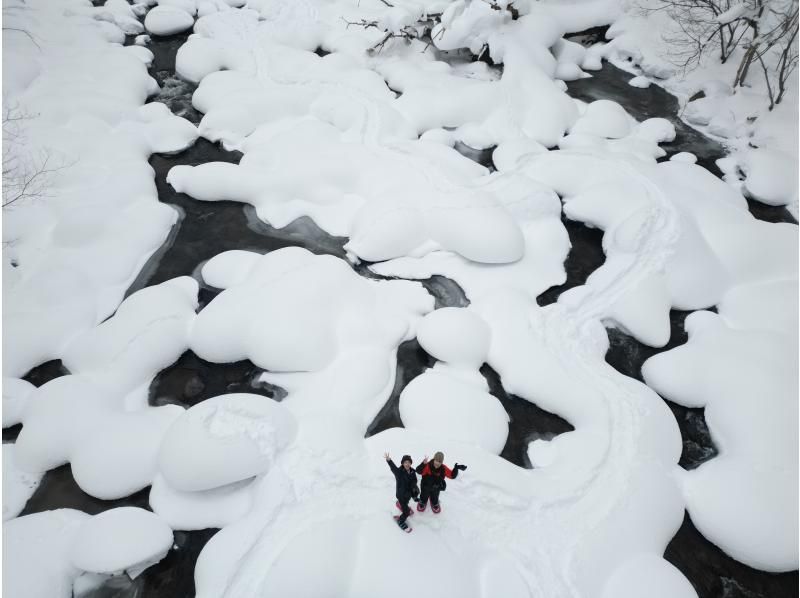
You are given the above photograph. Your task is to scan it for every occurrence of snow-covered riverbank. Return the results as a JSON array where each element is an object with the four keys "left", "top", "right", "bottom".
[{"left": 3, "top": 0, "right": 797, "bottom": 597}]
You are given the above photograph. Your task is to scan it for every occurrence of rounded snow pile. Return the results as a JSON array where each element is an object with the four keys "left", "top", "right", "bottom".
[
  {"left": 416, "top": 308, "right": 491, "bottom": 369},
  {"left": 571, "top": 100, "right": 632, "bottom": 139},
  {"left": 158, "top": 393, "right": 297, "bottom": 492},
  {"left": 71, "top": 507, "right": 173, "bottom": 575},
  {"left": 144, "top": 6, "right": 194, "bottom": 36},
  {"left": 191, "top": 248, "right": 432, "bottom": 372},
  {"left": 742, "top": 147, "right": 798, "bottom": 207},
  {"left": 400, "top": 372, "right": 509, "bottom": 454}
]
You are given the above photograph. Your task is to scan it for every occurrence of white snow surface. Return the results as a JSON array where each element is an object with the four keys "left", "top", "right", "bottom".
[
  {"left": 2, "top": 444, "right": 43, "bottom": 521},
  {"left": 13, "top": 277, "right": 198, "bottom": 500},
  {"left": 416, "top": 307, "right": 491, "bottom": 368},
  {"left": 3, "top": 509, "right": 90, "bottom": 598},
  {"left": 2, "top": 0, "right": 797, "bottom": 594},
  {"left": 643, "top": 310, "right": 798, "bottom": 571},
  {"left": 3, "top": 0, "right": 198, "bottom": 380},
  {"left": 144, "top": 5, "right": 194, "bottom": 36},
  {"left": 149, "top": 474, "right": 255, "bottom": 530},
  {"left": 70, "top": 507, "right": 173, "bottom": 575},
  {"left": 158, "top": 393, "right": 296, "bottom": 492}
]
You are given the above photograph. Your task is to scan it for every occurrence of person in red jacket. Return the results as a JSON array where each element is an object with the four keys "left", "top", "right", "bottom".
[{"left": 415, "top": 451, "right": 467, "bottom": 513}]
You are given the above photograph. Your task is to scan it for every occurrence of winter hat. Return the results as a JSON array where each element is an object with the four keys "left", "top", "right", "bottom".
[
  {"left": 433, "top": 451, "right": 444, "bottom": 463},
  {"left": 401, "top": 455, "right": 413, "bottom": 465}
]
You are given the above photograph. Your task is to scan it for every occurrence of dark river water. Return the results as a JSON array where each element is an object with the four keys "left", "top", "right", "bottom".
[{"left": 5, "top": 17, "right": 798, "bottom": 598}]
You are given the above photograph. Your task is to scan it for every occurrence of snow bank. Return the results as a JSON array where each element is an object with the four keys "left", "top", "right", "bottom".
[
  {"left": 370, "top": 174, "right": 569, "bottom": 302},
  {"left": 643, "top": 311, "right": 798, "bottom": 571},
  {"left": 602, "top": 554, "right": 697, "bottom": 598},
  {"left": 3, "top": 0, "right": 198, "bottom": 380},
  {"left": 71, "top": 507, "right": 173, "bottom": 577},
  {"left": 2, "top": 377, "right": 35, "bottom": 427},
  {"left": 741, "top": 147, "right": 799, "bottom": 207},
  {"left": 3, "top": 509, "right": 90, "bottom": 598},
  {"left": 14, "top": 278, "right": 198, "bottom": 499},
  {"left": 191, "top": 248, "right": 432, "bottom": 371},
  {"left": 149, "top": 474, "right": 255, "bottom": 530},
  {"left": 158, "top": 393, "right": 296, "bottom": 492},
  {"left": 2, "top": 444, "right": 43, "bottom": 521},
  {"left": 167, "top": 127, "right": 525, "bottom": 264}
]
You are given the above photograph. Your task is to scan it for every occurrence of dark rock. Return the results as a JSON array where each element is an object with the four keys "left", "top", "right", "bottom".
[{"left": 690, "top": 90, "right": 707, "bottom": 102}]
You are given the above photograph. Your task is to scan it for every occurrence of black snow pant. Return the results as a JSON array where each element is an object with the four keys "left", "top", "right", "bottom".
[
  {"left": 419, "top": 487, "right": 440, "bottom": 508},
  {"left": 397, "top": 495, "right": 412, "bottom": 524}
]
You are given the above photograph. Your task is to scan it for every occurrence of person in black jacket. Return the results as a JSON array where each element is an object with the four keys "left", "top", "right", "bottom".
[
  {"left": 415, "top": 451, "right": 467, "bottom": 513},
  {"left": 385, "top": 453, "right": 418, "bottom": 531}
]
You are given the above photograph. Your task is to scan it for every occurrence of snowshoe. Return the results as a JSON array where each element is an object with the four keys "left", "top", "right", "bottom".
[
  {"left": 416, "top": 502, "right": 426, "bottom": 512},
  {"left": 393, "top": 515, "right": 412, "bottom": 533},
  {"left": 432, "top": 504, "right": 441, "bottom": 514}
]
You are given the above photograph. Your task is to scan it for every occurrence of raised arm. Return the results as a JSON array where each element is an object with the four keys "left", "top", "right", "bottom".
[
  {"left": 448, "top": 463, "right": 468, "bottom": 479},
  {"left": 385, "top": 452, "right": 398, "bottom": 474}
]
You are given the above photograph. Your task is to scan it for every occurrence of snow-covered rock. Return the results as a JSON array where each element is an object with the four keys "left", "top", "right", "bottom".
[
  {"left": 400, "top": 369, "right": 509, "bottom": 454},
  {"left": 416, "top": 308, "right": 491, "bottom": 368},
  {"left": 70, "top": 507, "right": 173, "bottom": 576},
  {"left": 144, "top": 5, "right": 194, "bottom": 36},
  {"left": 571, "top": 100, "right": 633, "bottom": 139},
  {"left": 158, "top": 393, "right": 297, "bottom": 492},
  {"left": 3, "top": 509, "right": 90, "bottom": 598}
]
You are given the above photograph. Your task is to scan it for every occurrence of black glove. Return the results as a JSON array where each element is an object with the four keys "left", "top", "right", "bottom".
[{"left": 455, "top": 463, "right": 467, "bottom": 471}]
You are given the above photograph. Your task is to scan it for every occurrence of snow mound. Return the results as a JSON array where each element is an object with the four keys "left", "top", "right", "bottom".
[
  {"left": 643, "top": 311, "right": 798, "bottom": 571},
  {"left": 158, "top": 393, "right": 297, "bottom": 492},
  {"left": 571, "top": 100, "right": 633, "bottom": 139},
  {"left": 192, "top": 247, "right": 432, "bottom": 371},
  {"left": 742, "top": 147, "right": 799, "bottom": 207},
  {"left": 144, "top": 5, "right": 194, "bottom": 36},
  {"left": 670, "top": 152, "right": 697, "bottom": 164},
  {"left": 628, "top": 75, "right": 651, "bottom": 88},
  {"left": 149, "top": 474, "right": 255, "bottom": 530},
  {"left": 71, "top": 507, "right": 173, "bottom": 577},
  {"left": 70, "top": 406, "right": 184, "bottom": 500},
  {"left": 3, "top": 509, "right": 90, "bottom": 598},
  {"left": 416, "top": 307, "right": 491, "bottom": 368},
  {"left": 602, "top": 554, "right": 697, "bottom": 598},
  {"left": 200, "top": 249, "right": 262, "bottom": 288},
  {"left": 167, "top": 129, "right": 525, "bottom": 264},
  {"left": 14, "top": 278, "right": 198, "bottom": 500},
  {"left": 400, "top": 368, "right": 509, "bottom": 454}
]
